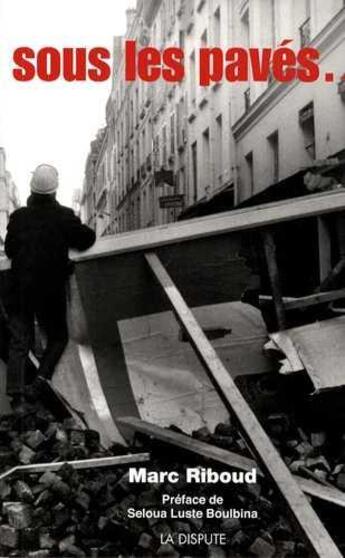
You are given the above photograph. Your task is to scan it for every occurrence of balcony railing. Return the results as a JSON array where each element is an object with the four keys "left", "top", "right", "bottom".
[{"left": 300, "top": 17, "right": 311, "bottom": 47}]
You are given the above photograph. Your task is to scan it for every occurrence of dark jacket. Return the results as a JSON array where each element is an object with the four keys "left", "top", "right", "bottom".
[{"left": 5, "top": 193, "right": 96, "bottom": 291}]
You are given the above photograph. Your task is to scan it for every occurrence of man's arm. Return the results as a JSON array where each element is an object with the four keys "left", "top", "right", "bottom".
[
  {"left": 4, "top": 212, "right": 21, "bottom": 259},
  {"left": 63, "top": 209, "right": 96, "bottom": 251}
]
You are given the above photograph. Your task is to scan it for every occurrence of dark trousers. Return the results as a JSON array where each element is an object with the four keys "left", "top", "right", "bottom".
[{"left": 7, "top": 284, "right": 68, "bottom": 394}]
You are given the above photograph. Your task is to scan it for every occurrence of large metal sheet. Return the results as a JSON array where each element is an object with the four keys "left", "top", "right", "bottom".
[
  {"left": 272, "top": 317, "right": 345, "bottom": 392},
  {"left": 118, "top": 302, "right": 273, "bottom": 433}
]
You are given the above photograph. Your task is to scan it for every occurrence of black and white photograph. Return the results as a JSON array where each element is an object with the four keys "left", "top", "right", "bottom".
[{"left": 1, "top": 0, "right": 345, "bottom": 556}]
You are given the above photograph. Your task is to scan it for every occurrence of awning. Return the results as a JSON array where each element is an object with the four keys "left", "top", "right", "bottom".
[{"left": 178, "top": 184, "right": 235, "bottom": 220}]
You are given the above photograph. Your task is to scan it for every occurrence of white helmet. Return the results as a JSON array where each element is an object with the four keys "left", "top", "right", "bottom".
[{"left": 30, "top": 164, "right": 59, "bottom": 194}]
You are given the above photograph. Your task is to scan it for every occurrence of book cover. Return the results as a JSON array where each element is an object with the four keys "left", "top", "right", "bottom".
[{"left": 0, "top": 1, "right": 345, "bottom": 557}]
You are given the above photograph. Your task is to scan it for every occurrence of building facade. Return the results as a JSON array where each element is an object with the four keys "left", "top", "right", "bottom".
[
  {"left": 0, "top": 148, "right": 20, "bottom": 252},
  {"left": 81, "top": 127, "right": 108, "bottom": 234},
  {"left": 82, "top": 0, "right": 345, "bottom": 236},
  {"left": 233, "top": 0, "right": 345, "bottom": 202}
]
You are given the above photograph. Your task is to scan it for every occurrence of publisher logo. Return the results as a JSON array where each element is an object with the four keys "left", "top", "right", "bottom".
[{"left": 160, "top": 533, "right": 227, "bottom": 546}]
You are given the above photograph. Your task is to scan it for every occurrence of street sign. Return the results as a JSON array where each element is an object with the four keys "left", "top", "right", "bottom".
[{"left": 159, "top": 194, "right": 184, "bottom": 209}]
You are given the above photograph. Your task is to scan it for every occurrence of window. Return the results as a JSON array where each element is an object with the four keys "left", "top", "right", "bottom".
[
  {"left": 241, "top": 8, "right": 250, "bottom": 47},
  {"left": 197, "top": 0, "right": 206, "bottom": 12},
  {"left": 300, "top": 0, "right": 311, "bottom": 47},
  {"left": 170, "top": 113, "right": 175, "bottom": 155},
  {"left": 190, "top": 51, "right": 196, "bottom": 103},
  {"left": 142, "top": 189, "right": 147, "bottom": 225},
  {"left": 130, "top": 201, "right": 134, "bottom": 230},
  {"left": 130, "top": 148, "right": 134, "bottom": 183},
  {"left": 245, "top": 152, "right": 254, "bottom": 196},
  {"left": 200, "top": 30, "right": 209, "bottom": 89},
  {"left": 121, "top": 122, "right": 124, "bottom": 150},
  {"left": 215, "top": 115, "right": 223, "bottom": 184},
  {"left": 268, "top": 131, "right": 279, "bottom": 184},
  {"left": 136, "top": 196, "right": 141, "bottom": 229},
  {"left": 178, "top": 166, "right": 186, "bottom": 195},
  {"left": 161, "top": 2, "right": 167, "bottom": 44},
  {"left": 300, "top": 18, "right": 311, "bottom": 47},
  {"left": 177, "top": 97, "right": 186, "bottom": 148},
  {"left": 271, "top": 0, "right": 277, "bottom": 47},
  {"left": 191, "top": 142, "right": 198, "bottom": 202},
  {"left": 213, "top": 7, "right": 221, "bottom": 46},
  {"left": 186, "top": 0, "right": 195, "bottom": 34},
  {"left": 241, "top": 8, "right": 250, "bottom": 112},
  {"left": 299, "top": 102, "right": 316, "bottom": 159},
  {"left": 125, "top": 154, "right": 129, "bottom": 191},
  {"left": 135, "top": 88, "right": 139, "bottom": 127},
  {"left": 130, "top": 100, "right": 134, "bottom": 135},
  {"left": 142, "top": 128, "right": 146, "bottom": 161},
  {"left": 153, "top": 135, "right": 160, "bottom": 169},
  {"left": 162, "top": 126, "right": 167, "bottom": 166},
  {"left": 202, "top": 128, "right": 211, "bottom": 195},
  {"left": 201, "top": 29, "right": 208, "bottom": 48},
  {"left": 244, "top": 87, "right": 251, "bottom": 112},
  {"left": 149, "top": 182, "right": 154, "bottom": 225},
  {"left": 136, "top": 139, "right": 140, "bottom": 173}
]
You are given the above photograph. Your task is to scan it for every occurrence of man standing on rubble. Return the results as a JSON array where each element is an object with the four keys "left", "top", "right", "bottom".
[{"left": 4, "top": 164, "right": 96, "bottom": 402}]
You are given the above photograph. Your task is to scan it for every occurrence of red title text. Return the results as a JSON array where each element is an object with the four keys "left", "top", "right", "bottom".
[{"left": 11, "top": 40, "right": 325, "bottom": 84}]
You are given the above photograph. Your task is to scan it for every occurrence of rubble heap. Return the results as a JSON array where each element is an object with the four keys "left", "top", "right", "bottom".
[
  {"left": 190, "top": 418, "right": 345, "bottom": 492},
  {"left": 0, "top": 446, "right": 306, "bottom": 558},
  {"left": 0, "top": 398, "right": 124, "bottom": 474},
  {"left": 1, "top": 382, "right": 344, "bottom": 556}
]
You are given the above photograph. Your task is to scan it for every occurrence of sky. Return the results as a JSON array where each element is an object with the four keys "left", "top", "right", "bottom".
[{"left": 0, "top": 0, "right": 135, "bottom": 206}]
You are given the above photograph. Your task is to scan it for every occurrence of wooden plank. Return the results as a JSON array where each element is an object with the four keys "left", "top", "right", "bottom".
[
  {"left": 144, "top": 252, "right": 341, "bottom": 558},
  {"left": 54, "top": 342, "right": 125, "bottom": 448},
  {"left": 260, "top": 289, "right": 345, "bottom": 310},
  {"left": 262, "top": 230, "right": 287, "bottom": 330},
  {"left": 118, "top": 417, "right": 345, "bottom": 509},
  {"left": 297, "top": 477, "right": 345, "bottom": 508},
  {"left": 0, "top": 467, "right": 18, "bottom": 482},
  {"left": 317, "top": 217, "right": 332, "bottom": 283},
  {"left": 119, "top": 417, "right": 256, "bottom": 472},
  {"left": 0, "top": 453, "right": 150, "bottom": 480},
  {"left": 260, "top": 295, "right": 296, "bottom": 304},
  {"left": 72, "top": 190, "right": 345, "bottom": 263},
  {"left": 318, "top": 258, "right": 345, "bottom": 292},
  {"left": 17, "top": 453, "right": 150, "bottom": 473},
  {"left": 284, "top": 289, "right": 345, "bottom": 311}
]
